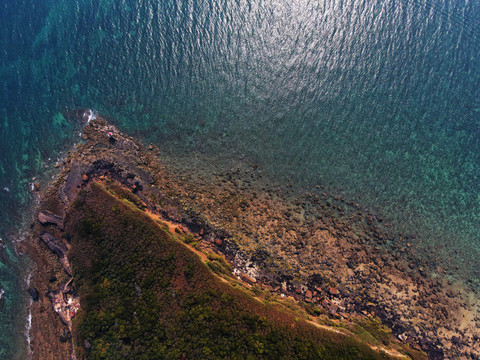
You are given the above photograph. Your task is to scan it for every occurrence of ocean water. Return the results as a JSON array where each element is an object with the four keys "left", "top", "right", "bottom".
[{"left": 1, "top": 0, "right": 479, "bottom": 357}]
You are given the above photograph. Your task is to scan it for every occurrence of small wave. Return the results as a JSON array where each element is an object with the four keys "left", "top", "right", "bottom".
[
  {"left": 25, "top": 304, "right": 32, "bottom": 358},
  {"left": 25, "top": 271, "right": 32, "bottom": 287},
  {"left": 84, "top": 109, "right": 97, "bottom": 124},
  {"left": 25, "top": 271, "right": 33, "bottom": 357}
]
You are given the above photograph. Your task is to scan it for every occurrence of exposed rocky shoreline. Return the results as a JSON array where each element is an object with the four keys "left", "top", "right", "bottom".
[
  {"left": 24, "top": 114, "right": 480, "bottom": 359},
  {"left": 151, "top": 162, "right": 480, "bottom": 359}
]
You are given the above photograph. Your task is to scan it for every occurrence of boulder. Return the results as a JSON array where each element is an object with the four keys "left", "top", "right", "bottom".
[
  {"left": 328, "top": 304, "right": 339, "bottom": 316},
  {"left": 328, "top": 287, "right": 340, "bottom": 296},
  {"left": 239, "top": 273, "right": 256, "bottom": 285},
  {"left": 38, "top": 210, "right": 64, "bottom": 230},
  {"left": 28, "top": 287, "right": 39, "bottom": 301}
]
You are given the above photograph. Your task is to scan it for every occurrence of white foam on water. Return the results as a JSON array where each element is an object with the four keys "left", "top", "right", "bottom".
[
  {"left": 85, "top": 109, "right": 97, "bottom": 124},
  {"left": 24, "top": 271, "right": 33, "bottom": 358},
  {"left": 25, "top": 305, "right": 32, "bottom": 357}
]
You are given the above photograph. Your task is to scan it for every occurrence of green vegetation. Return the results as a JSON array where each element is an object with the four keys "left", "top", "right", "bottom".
[
  {"left": 67, "top": 183, "right": 404, "bottom": 359},
  {"left": 206, "top": 253, "right": 233, "bottom": 278},
  {"left": 181, "top": 233, "right": 198, "bottom": 248},
  {"left": 182, "top": 234, "right": 196, "bottom": 244},
  {"left": 352, "top": 318, "right": 391, "bottom": 346},
  {"left": 104, "top": 180, "right": 145, "bottom": 209}
]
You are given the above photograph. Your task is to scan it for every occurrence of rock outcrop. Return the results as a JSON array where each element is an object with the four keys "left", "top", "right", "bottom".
[
  {"left": 40, "top": 232, "right": 67, "bottom": 258},
  {"left": 38, "top": 211, "right": 64, "bottom": 230}
]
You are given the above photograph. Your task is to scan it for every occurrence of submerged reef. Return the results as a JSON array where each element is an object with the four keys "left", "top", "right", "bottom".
[{"left": 23, "top": 115, "right": 479, "bottom": 359}]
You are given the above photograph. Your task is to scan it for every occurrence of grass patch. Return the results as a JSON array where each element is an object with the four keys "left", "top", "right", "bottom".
[
  {"left": 104, "top": 180, "right": 145, "bottom": 209},
  {"left": 352, "top": 317, "right": 392, "bottom": 346}
]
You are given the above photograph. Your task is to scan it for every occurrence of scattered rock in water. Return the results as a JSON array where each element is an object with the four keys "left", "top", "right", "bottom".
[{"left": 68, "top": 108, "right": 96, "bottom": 124}]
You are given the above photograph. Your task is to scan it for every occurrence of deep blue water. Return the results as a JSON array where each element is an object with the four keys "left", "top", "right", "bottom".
[{"left": 1, "top": 0, "right": 479, "bottom": 357}]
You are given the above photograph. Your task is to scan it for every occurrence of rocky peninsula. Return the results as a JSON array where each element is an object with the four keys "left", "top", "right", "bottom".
[{"left": 23, "top": 114, "right": 480, "bottom": 359}]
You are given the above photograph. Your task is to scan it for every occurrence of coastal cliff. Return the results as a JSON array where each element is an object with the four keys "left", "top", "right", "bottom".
[{"left": 24, "top": 115, "right": 479, "bottom": 359}]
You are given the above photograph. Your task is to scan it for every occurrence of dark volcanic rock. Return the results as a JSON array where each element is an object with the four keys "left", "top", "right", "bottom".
[
  {"left": 28, "top": 287, "right": 40, "bottom": 301},
  {"left": 40, "top": 232, "right": 68, "bottom": 258},
  {"left": 59, "top": 329, "right": 72, "bottom": 343},
  {"left": 38, "top": 210, "right": 64, "bottom": 230}
]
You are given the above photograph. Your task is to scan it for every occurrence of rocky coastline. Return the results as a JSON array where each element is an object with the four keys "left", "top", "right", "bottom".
[{"left": 23, "top": 114, "right": 480, "bottom": 359}]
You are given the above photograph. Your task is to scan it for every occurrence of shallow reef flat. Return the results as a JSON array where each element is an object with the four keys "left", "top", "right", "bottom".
[{"left": 23, "top": 116, "right": 479, "bottom": 359}]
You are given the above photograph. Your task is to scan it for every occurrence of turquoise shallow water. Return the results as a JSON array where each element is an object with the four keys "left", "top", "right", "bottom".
[{"left": 1, "top": 0, "right": 480, "bottom": 357}]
